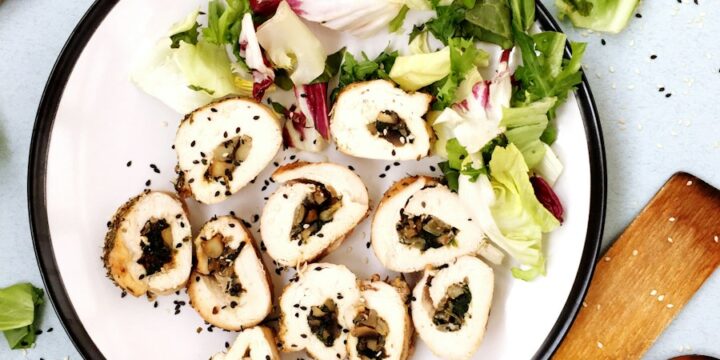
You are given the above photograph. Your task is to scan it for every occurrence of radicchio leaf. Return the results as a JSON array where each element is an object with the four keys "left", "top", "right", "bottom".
[
  {"left": 295, "top": 83, "right": 330, "bottom": 139},
  {"left": 530, "top": 175, "right": 564, "bottom": 223},
  {"left": 250, "top": 0, "right": 282, "bottom": 15}
]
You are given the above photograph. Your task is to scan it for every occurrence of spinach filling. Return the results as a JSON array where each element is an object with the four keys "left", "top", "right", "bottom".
[
  {"left": 352, "top": 307, "right": 390, "bottom": 360},
  {"left": 290, "top": 183, "right": 342, "bottom": 244},
  {"left": 202, "top": 234, "right": 244, "bottom": 297},
  {"left": 205, "top": 135, "right": 252, "bottom": 185},
  {"left": 368, "top": 110, "right": 413, "bottom": 146},
  {"left": 307, "top": 299, "right": 341, "bottom": 347},
  {"left": 138, "top": 219, "right": 174, "bottom": 276},
  {"left": 397, "top": 212, "right": 459, "bottom": 251},
  {"left": 432, "top": 282, "right": 472, "bottom": 332}
]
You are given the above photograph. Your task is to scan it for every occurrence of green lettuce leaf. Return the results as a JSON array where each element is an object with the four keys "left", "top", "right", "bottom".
[
  {"left": 389, "top": 47, "right": 451, "bottom": 91},
  {"left": 311, "top": 48, "right": 346, "bottom": 84},
  {"left": 509, "top": 0, "right": 535, "bottom": 31},
  {"left": 465, "top": 0, "right": 513, "bottom": 48},
  {"left": 168, "top": 9, "right": 200, "bottom": 48},
  {"left": 203, "top": 0, "right": 250, "bottom": 57},
  {"left": 0, "top": 283, "right": 44, "bottom": 349},
  {"left": 556, "top": 0, "right": 640, "bottom": 33},
  {"left": 488, "top": 144, "right": 559, "bottom": 280},
  {"left": 500, "top": 97, "right": 557, "bottom": 168},
  {"left": 431, "top": 38, "right": 488, "bottom": 110},
  {"left": 176, "top": 39, "right": 241, "bottom": 98}
]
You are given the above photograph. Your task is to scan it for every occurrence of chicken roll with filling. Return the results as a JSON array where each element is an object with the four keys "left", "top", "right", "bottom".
[
  {"left": 279, "top": 263, "right": 362, "bottom": 359},
  {"left": 348, "top": 276, "right": 413, "bottom": 360},
  {"left": 103, "top": 191, "right": 192, "bottom": 298},
  {"left": 411, "top": 256, "right": 494, "bottom": 360},
  {"left": 261, "top": 162, "right": 369, "bottom": 266},
  {"left": 175, "top": 97, "right": 282, "bottom": 204},
  {"left": 331, "top": 80, "right": 433, "bottom": 160},
  {"left": 188, "top": 216, "right": 272, "bottom": 330},
  {"left": 372, "top": 176, "right": 493, "bottom": 272},
  {"left": 211, "top": 326, "right": 280, "bottom": 360}
]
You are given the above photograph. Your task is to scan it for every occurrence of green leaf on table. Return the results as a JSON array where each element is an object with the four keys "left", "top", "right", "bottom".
[{"left": 0, "top": 283, "right": 44, "bottom": 349}]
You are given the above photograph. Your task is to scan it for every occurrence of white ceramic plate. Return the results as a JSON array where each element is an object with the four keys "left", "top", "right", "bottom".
[{"left": 29, "top": 1, "right": 606, "bottom": 359}]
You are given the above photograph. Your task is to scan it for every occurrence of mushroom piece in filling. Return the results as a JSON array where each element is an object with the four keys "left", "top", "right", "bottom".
[
  {"left": 290, "top": 182, "right": 343, "bottom": 245},
  {"left": 396, "top": 212, "right": 459, "bottom": 251},
  {"left": 432, "top": 281, "right": 472, "bottom": 332},
  {"left": 138, "top": 218, "right": 175, "bottom": 276},
  {"left": 367, "top": 110, "right": 413, "bottom": 147},
  {"left": 307, "top": 299, "right": 341, "bottom": 347},
  {"left": 205, "top": 135, "right": 253, "bottom": 186},
  {"left": 199, "top": 234, "right": 245, "bottom": 297},
  {"left": 352, "top": 307, "right": 390, "bottom": 360}
]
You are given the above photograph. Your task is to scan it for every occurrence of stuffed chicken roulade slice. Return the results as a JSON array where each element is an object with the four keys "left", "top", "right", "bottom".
[
  {"left": 175, "top": 97, "right": 282, "bottom": 204},
  {"left": 211, "top": 326, "right": 281, "bottom": 360},
  {"left": 372, "top": 176, "right": 498, "bottom": 272},
  {"left": 411, "top": 256, "right": 494, "bottom": 360},
  {"left": 261, "top": 162, "right": 370, "bottom": 266},
  {"left": 331, "top": 80, "right": 433, "bottom": 161},
  {"left": 188, "top": 216, "right": 272, "bottom": 330},
  {"left": 348, "top": 276, "right": 413, "bottom": 360},
  {"left": 103, "top": 191, "right": 192, "bottom": 298},
  {"left": 279, "top": 263, "right": 362, "bottom": 360}
]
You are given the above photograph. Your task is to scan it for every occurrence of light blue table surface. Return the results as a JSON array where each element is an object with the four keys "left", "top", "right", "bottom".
[{"left": 1, "top": 0, "right": 718, "bottom": 359}]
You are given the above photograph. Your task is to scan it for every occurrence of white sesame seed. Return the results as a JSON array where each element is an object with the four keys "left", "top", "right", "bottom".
[
  {"left": 658, "top": 295, "right": 665, "bottom": 302},
  {"left": 686, "top": 180, "right": 693, "bottom": 186},
  {"left": 667, "top": 304, "right": 674, "bottom": 308},
  {"left": 668, "top": 237, "right": 673, "bottom": 243},
  {"left": 632, "top": 249, "right": 639, "bottom": 256},
  {"left": 597, "top": 341, "right": 604, "bottom": 349},
  {"left": 608, "top": 66, "right": 615, "bottom": 73},
  {"left": 596, "top": 304, "right": 601, "bottom": 310},
  {"left": 604, "top": 256, "right": 611, "bottom": 262},
  {"left": 582, "top": 301, "right": 588, "bottom": 308},
  {"left": 650, "top": 290, "right": 657, "bottom": 296},
  {"left": 714, "top": 235, "right": 718, "bottom": 243},
  {"left": 669, "top": 217, "right": 676, "bottom": 222}
]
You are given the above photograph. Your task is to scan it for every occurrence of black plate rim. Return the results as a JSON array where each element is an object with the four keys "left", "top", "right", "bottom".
[{"left": 27, "top": 2, "right": 605, "bottom": 359}]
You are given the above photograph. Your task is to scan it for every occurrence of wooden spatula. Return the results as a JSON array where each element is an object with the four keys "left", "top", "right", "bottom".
[{"left": 554, "top": 172, "right": 720, "bottom": 359}]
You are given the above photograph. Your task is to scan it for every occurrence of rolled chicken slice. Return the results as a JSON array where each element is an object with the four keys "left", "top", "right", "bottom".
[
  {"left": 371, "top": 176, "right": 491, "bottom": 272},
  {"left": 211, "top": 326, "right": 280, "bottom": 360},
  {"left": 175, "top": 97, "right": 282, "bottom": 204},
  {"left": 261, "top": 162, "right": 370, "bottom": 266},
  {"left": 278, "top": 263, "right": 362, "bottom": 359},
  {"left": 188, "top": 216, "right": 272, "bottom": 330},
  {"left": 411, "top": 256, "right": 494, "bottom": 360},
  {"left": 348, "top": 276, "right": 413, "bottom": 360},
  {"left": 331, "top": 80, "right": 433, "bottom": 161},
  {"left": 103, "top": 191, "right": 192, "bottom": 298}
]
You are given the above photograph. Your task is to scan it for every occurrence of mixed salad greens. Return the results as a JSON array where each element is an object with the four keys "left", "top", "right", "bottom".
[
  {"left": 133, "top": 0, "right": 587, "bottom": 280},
  {"left": 0, "top": 283, "right": 44, "bottom": 349}
]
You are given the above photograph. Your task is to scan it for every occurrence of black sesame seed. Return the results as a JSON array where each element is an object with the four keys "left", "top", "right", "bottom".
[
  {"left": 47, "top": 328, "right": 54, "bottom": 332},
  {"left": 379, "top": 174, "right": 386, "bottom": 178},
  {"left": 225, "top": 342, "right": 230, "bottom": 349},
  {"left": 659, "top": 87, "right": 665, "bottom": 92},
  {"left": 191, "top": 140, "right": 196, "bottom": 147},
  {"left": 193, "top": 160, "right": 199, "bottom": 164},
  {"left": 230, "top": 301, "right": 238, "bottom": 308},
  {"left": 385, "top": 165, "right": 391, "bottom": 171},
  {"left": 106, "top": 221, "right": 112, "bottom": 228},
  {"left": 273, "top": 161, "right": 279, "bottom": 167},
  {"left": 290, "top": 155, "right": 296, "bottom": 160},
  {"left": 391, "top": 149, "right": 396, "bottom": 156},
  {"left": 283, "top": 194, "right": 289, "bottom": 199},
  {"left": 666, "top": 93, "right": 672, "bottom": 98},
  {"left": 261, "top": 186, "right": 267, "bottom": 191},
  {"left": 318, "top": 233, "right": 324, "bottom": 238},
  {"left": 225, "top": 191, "right": 232, "bottom": 196},
  {"left": 650, "top": 54, "right": 657, "bottom": 60},
  {"left": 295, "top": 313, "right": 299, "bottom": 318},
  {"left": 215, "top": 191, "right": 221, "bottom": 197},
  {"left": 393, "top": 162, "right": 400, "bottom": 166},
  {"left": 601, "top": 39, "right": 606, "bottom": 45},
  {"left": 139, "top": 274, "right": 146, "bottom": 280},
  {"left": 300, "top": 306, "right": 307, "bottom": 310},
  {"left": 121, "top": 291, "right": 127, "bottom": 298},
  {"left": 253, "top": 115, "right": 260, "bottom": 120},
  {"left": 189, "top": 178, "right": 195, "bottom": 183},
  {"left": 635, "top": 13, "right": 642, "bottom": 18},
  {"left": 35, "top": 329, "right": 43, "bottom": 335},
  {"left": 171, "top": 144, "right": 175, "bottom": 149},
  {"left": 154, "top": 301, "right": 159, "bottom": 308},
  {"left": 430, "top": 165, "right": 436, "bottom": 171},
  {"left": 176, "top": 214, "right": 182, "bottom": 219},
  {"left": 294, "top": 304, "right": 300, "bottom": 308},
  {"left": 266, "top": 356, "right": 270, "bottom": 360},
  {"left": 366, "top": 242, "right": 371, "bottom": 248},
  {"left": 301, "top": 334, "right": 307, "bottom": 338},
  {"left": 224, "top": 131, "right": 228, "bottom": 138},
  {"left": 145, "top": 179, "right": 151, "bottom": 187},
  {"left": 126, "top": 161, "right": 132, "bottom": 167},
  {"left": 253, "top": 214, "right": 260, "bottom": 223},
  {"left": 180, "top": 221, "right": 185, "bottom": 228},
  {"left": 175, "top": 243, "right": 182, "bottom": 248},
  {"left": 336, "top": 354, "right": 341, "bottom": 359},
  {"left": 196, "top": 276, "right": 200, "bottom": 282},
  {"left": 348, "top": 165, "right": 355, "bottom": 171}
]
